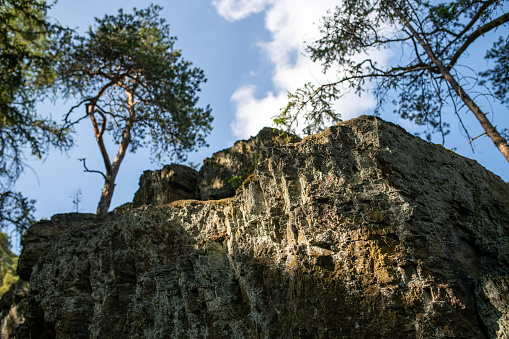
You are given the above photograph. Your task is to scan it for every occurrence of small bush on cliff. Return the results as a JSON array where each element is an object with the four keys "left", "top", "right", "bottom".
[{"left": 228, "top": 176, "right": 243, "bottom": 190}]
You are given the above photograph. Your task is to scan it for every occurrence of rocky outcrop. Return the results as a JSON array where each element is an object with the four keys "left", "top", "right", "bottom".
[
  {"left": 16, "top": 116, "right": 509, "bottom": 338},
  {"left": 476, "top": 275, "right": 509, "bottom": 336},
  {"left": 198, "top": 127, "right": 300, "bottom": 200},
  {"left": 132, "top": 164, "right": 200, "bottom": 208},
  {"left": 130, "top": 127, "right": 300, "bottom": 208}
]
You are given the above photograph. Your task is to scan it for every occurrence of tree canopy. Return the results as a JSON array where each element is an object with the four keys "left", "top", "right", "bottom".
[
  {"left": 275, "top": 0, "right": 509, "bottom": 163},
  {"left": 0, "top": 0, "right": 72, "bottom": 234},
  {"left": 59, "top": 5, "right": 213, "bottom": 214}
]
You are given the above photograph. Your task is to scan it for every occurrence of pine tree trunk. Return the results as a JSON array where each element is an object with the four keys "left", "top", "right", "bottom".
[
  {"left": 440, "top": 72, "right": 509, "bottom": 162},
  {"left": 94, "top": 90, "right": 136, "bottom": 214},
  {"left": 396, "top": 9, "right": 509, "bottom": 163},
  {"left": 96, "top": 173, "right": 117, "bottom": 215},
  {"left": 88, "top": 87, "right": 136, "bottom": 215}
]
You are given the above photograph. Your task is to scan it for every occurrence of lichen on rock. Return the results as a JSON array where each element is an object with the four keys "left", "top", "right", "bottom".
[
  {"left": 14, "top": 116, "right": 509, "bottom": 338},
  {"left": 0, "top": 279, "right": 28, "bottom": 338}
]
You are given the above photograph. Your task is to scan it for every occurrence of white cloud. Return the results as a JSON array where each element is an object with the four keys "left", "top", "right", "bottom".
[
  {"left": 212, "top": 0, "right": 273, "bottom": 21},
  {"left": 213, "top": 0, "right": 391, "bottom": 139},
  {"left": 229, "top": 85, "right": 286, "bottom": 138}
]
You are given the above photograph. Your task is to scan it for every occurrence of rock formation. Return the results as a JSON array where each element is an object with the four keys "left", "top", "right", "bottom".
[
  {"left": 15, "top": 116, "right": 509, "bottom": 338},
  {"left": 130, "top": 127, "right": 300, "bottom": 208},
  {"left": 198, "top": 127, "right": 300, "bottom": 200},
  {"left": 132, "top": 164, "right": 200, "bottom": 208}
]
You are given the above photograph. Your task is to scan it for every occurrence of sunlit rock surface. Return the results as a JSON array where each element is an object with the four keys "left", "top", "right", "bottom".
[
  {"left": 16, "top": 116, "right": 509, "bottom": 338},
  {"left": 130, "top": 127, "right": 300, "bottom": 208},
  {"left": 198, "top": 126, "right": 300, "bottom": 200}
]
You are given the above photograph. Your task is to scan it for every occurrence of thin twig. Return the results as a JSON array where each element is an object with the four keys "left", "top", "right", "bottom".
[{"left": 468, "top": 132, "right": 487, "bottom": 145}]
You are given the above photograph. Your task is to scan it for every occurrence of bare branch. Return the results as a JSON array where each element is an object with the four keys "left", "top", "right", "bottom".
[
  {"left": 63, "top": 98, "right": 91, "bottom": 123},
  {"left": 468, "top": 132, "right": 487, "bottom": 144},
  {"left": 452, "top": 0, "right": 498, "bottom": 41},
  {"left": 78, "top": 158, "right": 107, "bottom": 180}
]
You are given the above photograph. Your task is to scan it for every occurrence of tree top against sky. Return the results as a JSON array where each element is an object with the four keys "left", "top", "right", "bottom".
[
  {"left": 58, "top": 5, "right": 213, "bottom": 214},
  {"left": 274, "top": 0, "right": 509, "bottom": 164}
]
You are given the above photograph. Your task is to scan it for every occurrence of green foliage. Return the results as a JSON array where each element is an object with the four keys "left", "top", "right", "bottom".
[
  {"left": 0, "top": 0, "right": 73, "bottom": 234},
  {"left": 0, "top": 257, "right": 18, "bottom": 297},
  {"left": 0, "top": 232, "right": 19, "bottom": 297},
  {"left": 481, "top": 37, "right": 509, "bottom": 105},
  {"left": 59, "top": 5, "right": 213, "bottom": 163},
  {"left": 58, "top": 5, "right": 213, "bottom": 213},
  {"left": 276, "top": 87, "right": 342, "bottom": 135},
  {"left": 253, "top": 153, "right": 260, "bottom": 166},
  {"left": 275, "top": 0, "right": 509, "bottom": 147},
  {"left": 274, "top": 129, "right": 302, "bottom": 145},
  {"left": 228, "top": 175, "right": 243, "bottom": 190},
  {"left": 0, "top": 191, "right": 35, "bottom": 234},
  {"left": 248, "top": 152, "right": 261, "bottom": 173}
]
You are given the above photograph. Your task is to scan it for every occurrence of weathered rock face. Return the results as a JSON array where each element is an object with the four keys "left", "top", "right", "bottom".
[
  {"left": 130, "top": 127, "right": 300, "bottom": 209},
  {"left": 17, "top": 116, "right": 509, "bottom": 338},
  {"left": 132, "top": 164, "right": 199, "bottom": 208},
  {"left": 198, "top": 126, "right": 300, "bottom": 200}
]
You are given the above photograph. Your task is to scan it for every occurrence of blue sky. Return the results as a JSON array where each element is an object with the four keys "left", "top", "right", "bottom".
[{"left": 13, "top": 0, "right": 509, "bottom": 232}]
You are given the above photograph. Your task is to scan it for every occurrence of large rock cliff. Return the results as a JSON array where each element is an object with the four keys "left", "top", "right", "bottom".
[{"left": 15, "top": 116, "right": 509, "bottom": 338}]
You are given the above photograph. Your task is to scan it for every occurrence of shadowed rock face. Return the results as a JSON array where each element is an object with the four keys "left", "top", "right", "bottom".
[
  {"left": 132, "top": 164, "right": 200, "bottom": 208},
  {"left": 0, "top": 280, "right": 29, "bottom": 338},
  {"left": 17, "top": 116, "right": 509, "bottom": 338}
]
